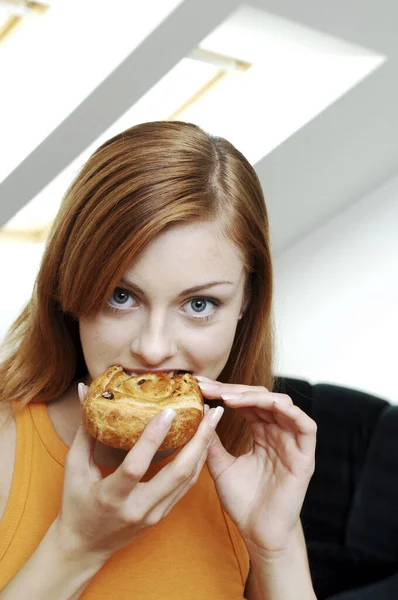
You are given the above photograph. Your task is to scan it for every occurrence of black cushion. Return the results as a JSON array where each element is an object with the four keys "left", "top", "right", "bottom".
[
  {"left": 273, "top": 377, "right": 398, "bottom": 599},
  {"left": 327, "top": 571, "right": 398, "bottom": 600},
  {"left": 347, "top": 405, "right": 398, "bottom": 560},
  {"left": 274, "top": 377, "right": 389, "bottom": 544},
  {"left": 305, "top": 542, "right": 397, "bottom": 599}
]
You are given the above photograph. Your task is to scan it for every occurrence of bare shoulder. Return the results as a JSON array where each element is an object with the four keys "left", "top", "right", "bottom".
[{"left": 0, "top": 402, "right": 16, "bottom": 522}]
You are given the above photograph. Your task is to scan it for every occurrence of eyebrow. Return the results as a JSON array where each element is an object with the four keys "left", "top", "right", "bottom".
[{"left": 120, "top": 279, "right": 235, "bottom": 297}]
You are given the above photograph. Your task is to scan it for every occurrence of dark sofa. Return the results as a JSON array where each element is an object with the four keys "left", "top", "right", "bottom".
[{"left": 273, "top": 377, "right": 398, "bottom": 599}]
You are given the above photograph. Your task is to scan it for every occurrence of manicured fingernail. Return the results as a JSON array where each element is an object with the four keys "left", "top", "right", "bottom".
[
  {"left": 210, "top": 406, "right": 224, "bottom": 423},
  {"left": 204, "top": 404, "right": 210, "bottom": 414},
  {"left": 77, "top": 382, "right": 85, "bottom": 403},
  {"left": 221, "top": 393, "right": 243, "bottom": 401},
  {"left": 158, "top": 408, "right": 176, "bottom": 425},
  {"left": 195, "top": 375, "right": 213, "bottom": 382}
]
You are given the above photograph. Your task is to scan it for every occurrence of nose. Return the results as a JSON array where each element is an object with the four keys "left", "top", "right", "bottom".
[{"left": 129, "top": 310, "right": 177, "bottom": 367}]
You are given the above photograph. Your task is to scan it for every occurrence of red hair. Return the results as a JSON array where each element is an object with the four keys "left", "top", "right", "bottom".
[{"left": 0, "top": 121, "right": 274, "bottom": 456}]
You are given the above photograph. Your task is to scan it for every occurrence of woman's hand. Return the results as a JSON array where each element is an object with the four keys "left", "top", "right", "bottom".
[
  {"left": 55, "top": 384, "right": 223, "bottom": 560},
  {"left": 196, "top": 378, "right": 317, "bottom": 556}
]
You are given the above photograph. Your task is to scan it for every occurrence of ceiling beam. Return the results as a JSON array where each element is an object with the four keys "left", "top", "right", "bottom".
[
  {"left": 249, "top": 0, "right": 398, "bottom": 55},
  {"left": 257, "top": 61, "right": 398, "bottom": 256},
  {"left": 0, "top": 0, "right": 239, "bottom": 227}
]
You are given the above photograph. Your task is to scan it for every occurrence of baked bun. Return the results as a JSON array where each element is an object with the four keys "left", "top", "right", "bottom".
[{"left": 81, "top": 365, "right": 204, "bottom": 451}]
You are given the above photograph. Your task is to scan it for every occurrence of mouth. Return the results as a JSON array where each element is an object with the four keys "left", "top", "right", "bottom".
[{"left": 124, "top": 369, "right": 192, "bottom": 378}]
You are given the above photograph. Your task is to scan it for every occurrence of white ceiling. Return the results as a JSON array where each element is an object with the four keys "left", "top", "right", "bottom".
[
  {"left": 0, "top": 0, "right": 397, "bottom": 399},
  {"left": 249, "top": 0, "right": 398, "bottom": 254},
  {"left": 1, "top": 0, "right": 398, "bottom": 253}
]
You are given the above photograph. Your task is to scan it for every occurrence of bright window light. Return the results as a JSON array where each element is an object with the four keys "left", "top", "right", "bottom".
[
  {"left": 0, "top": 0, "right": 185, "bottom": 183},
  {"left": 69, "top": 3, "right": 386, "bottom": 165},
  {"left": 2, "top": 3, "right": 386, "bottom": 238}
]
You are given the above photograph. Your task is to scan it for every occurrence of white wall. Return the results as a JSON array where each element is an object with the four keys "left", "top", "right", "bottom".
[
  {"left": 0, "top": 242, "right": 45, "bottom": 354},
  {"left": 273, "top": 171, "right": 398, "bottom": 404}
]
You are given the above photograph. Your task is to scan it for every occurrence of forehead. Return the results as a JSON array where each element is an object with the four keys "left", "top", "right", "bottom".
[{"left": 124, "top": 220, "right": 245, "bottom": 292}]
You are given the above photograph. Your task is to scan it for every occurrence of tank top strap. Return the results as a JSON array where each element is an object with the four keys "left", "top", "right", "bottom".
[
  {"left": 28, "top": 402, "right": 69, "bottom": 466},
  {"left": 0, "top": 402, "right": 33, "bottom": 561}
]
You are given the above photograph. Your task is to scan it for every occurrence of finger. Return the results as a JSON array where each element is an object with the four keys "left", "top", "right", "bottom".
[
  {"left": 218, "top": 397, "right": 276, "bottom": 425},
  {"left": 103, "top": 408, "right": 179, "bottom": 499},
  {"left": 196, "top": 377, "right": 295, "bottom": 405},
  {"left": 272, "top": 402, "right": 317, "bottom": 454},
  {"left": 195, "top": 375, "right": 216, "bottom": 383},
  {"left": 220, "top": 390, "right": 293, "bottom": 427},
  {"left": 138, "top": 406, "right": 224, "bottom": 506},
  {"left": 220, "top": 393, "right": 277, "bottom": 425},
  {"left": 221, "top": 390, "right": 292, "bottom": 410},
  {"left": 197, "top": 381, "right": 279, "bottom": 400},
  {"left": 240, "top": 405, "right": 277, "bottom": 425},
  {"left": 197, "top": 379, "right": 274, "bottom": 393},
  {"left": 148, "top": 438, "right": 211, "bottom": 522},
  {"left": 66, "top": 423, "right": 99, "bottom": 481},
  {"left": 69, "top": 423, "right": 96, "bottom": 461}
]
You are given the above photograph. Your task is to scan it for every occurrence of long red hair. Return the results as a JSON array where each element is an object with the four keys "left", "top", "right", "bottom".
[{"left": 0, "top": 121, "right": 274, "bottom": 456}]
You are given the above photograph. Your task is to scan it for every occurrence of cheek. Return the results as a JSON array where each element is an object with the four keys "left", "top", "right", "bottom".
[
  {"left": 79, "top": 317, "right": 130, "bottom": 371},
  {"left": 185, "top": 318, "right": 239, "bottom": 372}
]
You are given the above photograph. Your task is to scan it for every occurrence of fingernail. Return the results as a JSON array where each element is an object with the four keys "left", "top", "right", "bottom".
[
  {"left": 204, "top": 404, "right": 210, "bottom": 414},
  {"left": 158, "top": 408, "right": 176, "bottom": 425},
  {"left": 195, "top": 375, "right": 213, "bottom": 382},
  {"left": 210, "top": 406, "right": 224, "bottom": 424},
  {"left": 77, "top": 382, "right": 85, "bottom": 403},
  {"left": 221, "top": 393, "right": 243, "bottom": 401}
]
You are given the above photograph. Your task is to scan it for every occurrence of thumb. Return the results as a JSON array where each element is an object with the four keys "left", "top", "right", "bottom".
[
  {"left": 71, "top": 421, "right": 96, "bottom": 459},
  {"left": 68, "top": 383, "right": 101, "bottom": 479},
  {"left": 67, "top": 422, "right": 101, "bottom": 482},
  {"left": 206, "top": 431, "right": 235, "bottom": 481},
  {"left": 74, "top": 381, "right": 96, "bottom": 465}
]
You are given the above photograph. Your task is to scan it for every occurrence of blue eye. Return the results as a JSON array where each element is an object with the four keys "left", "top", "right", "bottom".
[
  {"left": 107, "top": 288, "right": 136, "bottom": 312},
  {"left": 113, "top": 290, "right": 130, "bottom": 304},
  {"left": 106, "top": 289, "right": 221, "bottom": 322},
  {"left": 183, "top": 297, "right": 220, "bottom": 321}
]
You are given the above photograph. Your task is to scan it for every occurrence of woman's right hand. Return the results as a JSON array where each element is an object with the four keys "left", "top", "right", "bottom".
[{"left": 54, "top": 388, "right": 224, "bottom": 561}]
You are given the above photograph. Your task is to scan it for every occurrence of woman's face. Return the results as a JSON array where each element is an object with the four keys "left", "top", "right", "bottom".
[{"left": 79, "top": 220, "right": 247, "bottom": 383}]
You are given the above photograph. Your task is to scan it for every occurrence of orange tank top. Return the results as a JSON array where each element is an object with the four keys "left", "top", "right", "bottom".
[{"left": 0, "top": 402, "right": 250, "bottom": 599}]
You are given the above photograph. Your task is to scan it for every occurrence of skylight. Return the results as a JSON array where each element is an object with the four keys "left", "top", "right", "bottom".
[
  {"left": 100, "top": 4, "right": 385, "bottom": 164},
  {"left": 2, "top": 3, "right": 386, "bottom": 239}
]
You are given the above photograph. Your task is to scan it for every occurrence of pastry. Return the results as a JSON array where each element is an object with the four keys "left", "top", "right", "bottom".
[{"left": 81, "top": 365, "right": 204, "bottom": 451}]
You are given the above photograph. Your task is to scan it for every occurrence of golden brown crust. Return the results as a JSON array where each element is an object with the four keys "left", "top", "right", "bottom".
[{"left": 81, "top": 365, "right": 204, "bottom": 451}]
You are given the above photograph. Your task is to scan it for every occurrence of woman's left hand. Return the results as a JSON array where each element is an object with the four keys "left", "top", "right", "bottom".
[{"left": 197, "top": 378, "right": 317, "bottom": 556}]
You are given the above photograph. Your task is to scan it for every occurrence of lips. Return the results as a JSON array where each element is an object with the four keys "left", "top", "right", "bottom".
[{"left": 124, "top": 369, "right": 191, "bottom": 378}]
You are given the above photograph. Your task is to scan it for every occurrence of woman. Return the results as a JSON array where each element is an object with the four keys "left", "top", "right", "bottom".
[{"left": 0, "top": 121, "right": 317, "bottom": 599}]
